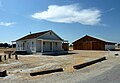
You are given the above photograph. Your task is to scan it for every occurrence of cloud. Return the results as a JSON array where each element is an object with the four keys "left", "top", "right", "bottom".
[
  {"left": 110, "top": 8, "right": 115, "bottom": 11},
  {"left": 103, "top": 8, "right": 115, "bottom": 13},
  {"left": 98, "top": 23, "right": 109, "bottom": 27},
  {"left": 0, "top": 22, "right": 16, "bottom": 26},
  {"left": 31, "top": 4, "right": 101, "bottom": 25}
]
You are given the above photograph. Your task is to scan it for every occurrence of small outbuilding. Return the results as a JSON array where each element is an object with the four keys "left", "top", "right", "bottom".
[{"left": 72, "top": 35, "right": 116, "bottom": 50}]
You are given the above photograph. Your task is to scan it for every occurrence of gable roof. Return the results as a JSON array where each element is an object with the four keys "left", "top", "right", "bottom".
[
  {"left": 16, "top": 30, "right": 50, "bottom": 41},
  {"left": 16, "top": 30, "right": 64, "bottom": 41},
  {"left": 72, "top": 35, "right": 116, "bottom": 44},
  {"left": 48, "top": 30, "right": 64, "bottom": 41}
]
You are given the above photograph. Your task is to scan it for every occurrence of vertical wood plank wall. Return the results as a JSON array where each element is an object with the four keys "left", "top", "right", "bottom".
[{"left": 73, "top": 36, "right": 106, "bottom": 50}]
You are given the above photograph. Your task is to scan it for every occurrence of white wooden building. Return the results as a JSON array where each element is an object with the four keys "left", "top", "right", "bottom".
[{"left": 15, "top": 30, "right": 65, "bottom": 54}]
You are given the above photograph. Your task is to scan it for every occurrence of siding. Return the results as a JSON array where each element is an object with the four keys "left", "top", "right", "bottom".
[
  {"left": 43, "top": 42, "right": 63, "bottom": 52},
  {"left": 105, "top": 45, "right": 115, "bottom": 50},
  {"left": 38, "top": 31, "right": 62, "bottom": 40},
  {"left": 43, "top": 41, "right": 51, "bottom": 52},
  {"left": 73, "top": 35, "right": 106, "bottom": 50},
  {"left": 16, "top": 39, "right": 37, "bottom": 53},
  {"left": 62, "top": 43, "right": 69, "bottom": 51},
  {"left": 36, "top": 40, "right": 41, "bottom": 52},
  {"left": 53, "top": 42, "right": 63, "bottom": 51},
  {"left": 16, "top": 31, "right": 64, "bottom": 53}
]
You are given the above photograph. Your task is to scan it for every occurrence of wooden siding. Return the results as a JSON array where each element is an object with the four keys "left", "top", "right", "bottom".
[
  {"left": 62, "top": 43, "right": 69, "bottom": 51},
  {"left": 92, "top": 42, "right": 105, "bottom": 50},
  {"left": 73, "top": 41, "right": 105, "bottom": 50},
  {"left": 73, "top": 35, "right": 106, "bottom": 50}
]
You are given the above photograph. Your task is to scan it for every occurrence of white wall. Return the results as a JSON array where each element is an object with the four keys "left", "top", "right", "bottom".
[
  {"left": 16, "top": 40, "right": 63, "bottom": 53},
  {"left": 43, "top": 41, "right": 51, "bottom": 52},
  {"left": 27, "top": 39, "right": 36, "bottom": 53},
  {"left": 16, "top": 39, "right": 37, "bottom": 53},
  {"left": 42, "top": 41, "right": 63, "bottom": 52},
  {"left": 16, "top": 41, "right": 24, "bottom": 51},
  {"left": 53, "top": 42, "right": 62, "bottom": 51},
  {"left": 16, "top": 30, "right": 64, "bottom": 53},
  {"left": 36, "top": 41, "right": 63, "bottom": 52},
  {"left": 36, "top": 40, "right": 41, "bottom": 52},
  {"left": 105, "top": 44, "right": 115, "bottom": 50},
  {"left": 38, "top": 31, "right": 61, "bottom": 40}
]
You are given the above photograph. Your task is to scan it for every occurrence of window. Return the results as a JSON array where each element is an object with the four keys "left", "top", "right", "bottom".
[
  {"left": 55, "top": 42, "right": 57, "bottom": 47},
  {"left": 32, "top": 42, "right": 34, "bottom": 45},
  {"left": 18, "top": 44, "right": 19, "bottom": 47},
  {"left": 43, "top": 42, "right": 45, "bottom": 45},
  {"left": 27, "top": 42, "right": 29, "bottom": 48},
  {"left": 32, "top": 42, "right": 34, "bottom": 51},
  {"left": 17, "top": 44, "right": 19, "bottom": 50},
  {"left": 32, "top": 42, "right": 34, "bottom": 47}
]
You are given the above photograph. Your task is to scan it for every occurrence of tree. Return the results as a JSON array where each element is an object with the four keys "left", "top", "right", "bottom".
[
  {"left": 0, "top": 43, "right": 10, "bottom": 48},
  {"left": 4, "top": 43, "right": 9, "bottom": 48}
]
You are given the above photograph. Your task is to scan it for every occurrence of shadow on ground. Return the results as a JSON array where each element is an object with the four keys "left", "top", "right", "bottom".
[{"left": 43, "top": 52, "right": 78, "bottom": 56}]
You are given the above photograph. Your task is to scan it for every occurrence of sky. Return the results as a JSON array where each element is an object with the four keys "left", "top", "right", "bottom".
[{"left": 0, "top": 0, "right": 120, "bottom": 44}]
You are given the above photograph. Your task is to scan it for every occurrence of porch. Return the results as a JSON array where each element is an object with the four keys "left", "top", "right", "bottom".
[{"left": 36, "top": 39, "right": 63, "bottom": 53}]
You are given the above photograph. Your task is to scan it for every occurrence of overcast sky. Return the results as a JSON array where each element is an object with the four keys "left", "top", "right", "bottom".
[{"left": 0, "top": 0, "right": 120, "bottom": 44}]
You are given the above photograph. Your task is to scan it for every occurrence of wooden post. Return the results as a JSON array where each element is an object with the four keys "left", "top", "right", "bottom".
[
  {"left": 0, "top": 56, "right": 2, "bottom": 62},
  {"left": 0, "top": 70, "right": 7, "bottom": 77},
  {"left": 52, "top": 42, "right": 53, "bottom": 52},
  {"left": 41, "top": 40, "right": 43, "bottom": 53},
  {"left": 15, "top": 54, "right": 18, "bottom": 60},
  {"left": 8, "top": 53, "right": 11, "bottom": 59},
  {"left": 4, "top": 55, "right": 6, "bottom": 60}
]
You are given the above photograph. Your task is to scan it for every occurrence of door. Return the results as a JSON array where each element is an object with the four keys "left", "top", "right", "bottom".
[
  {"left": 92, "top": 42, "right": 105, "bottom": 50},
  {"left": 43, "top": 42, "right": 52, "bottom": 52},
  {"left": 83, "top": 42, "right": 92, "bottom": 50},
  {"left": 50, "top": 42, "right": 52, "bottom": 51}
]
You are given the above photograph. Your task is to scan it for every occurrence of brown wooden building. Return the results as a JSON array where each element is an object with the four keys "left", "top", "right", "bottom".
[
  {"left": 62, "top": 43, "right": 69, "bottom": 51},
  {"left": 72, "top": 35, "right": 116, "bottom": 50}
]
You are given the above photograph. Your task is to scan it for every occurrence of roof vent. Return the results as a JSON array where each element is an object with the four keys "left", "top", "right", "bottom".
[{"left": 30, "top": 32, "right": 31, "bottom": 35}]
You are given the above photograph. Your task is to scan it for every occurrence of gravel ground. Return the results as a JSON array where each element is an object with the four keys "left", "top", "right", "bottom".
[
  {"left": 80, "top": 64, "right": 120, "bottom": 83},
  {"left": 1, "top": 50, "right": 119, "bottom": 83},
  {"left": 30, "top": 53, "right": 120, "bottom": 83}
]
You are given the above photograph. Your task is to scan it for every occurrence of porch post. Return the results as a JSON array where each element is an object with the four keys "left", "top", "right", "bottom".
[
  {"left": 52, "top": 42, "right": 53, "bottom": 52},
  {"left": 41, "top": 40, "right": 43, "bottom": 53}
]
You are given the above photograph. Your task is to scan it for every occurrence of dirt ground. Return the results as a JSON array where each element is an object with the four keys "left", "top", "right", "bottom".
[
  {"left": 0, "top": 48, "right": 16, "bottom": 54},
  {"left": 0, "top": 50, "right": 108, "bottom": 80}
]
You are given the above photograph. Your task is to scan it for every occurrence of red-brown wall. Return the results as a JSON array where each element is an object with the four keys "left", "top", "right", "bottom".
[
  {"left": 73, "top": 35, "right": 106, "bottom": 50},
  {"left": 62, "top": 43, "right": 69, "bottom": 51}
]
